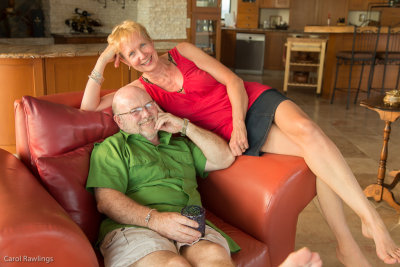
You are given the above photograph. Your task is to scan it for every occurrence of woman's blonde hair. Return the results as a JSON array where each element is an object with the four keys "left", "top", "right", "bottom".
[{"left": 107, "top": 20, "right": 152, "bottom": 51}]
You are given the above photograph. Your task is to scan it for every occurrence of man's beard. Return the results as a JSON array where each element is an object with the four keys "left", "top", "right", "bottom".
[{"left": 138, "top": 116, "right": 157, "bottom": 140}]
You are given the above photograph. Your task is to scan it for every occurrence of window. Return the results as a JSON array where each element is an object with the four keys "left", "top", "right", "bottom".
[{"left": 221, "top": 0, "right": 230, "bottom": 19}]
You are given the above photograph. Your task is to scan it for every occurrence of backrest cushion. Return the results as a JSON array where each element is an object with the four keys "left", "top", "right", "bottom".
[
  {"left": 36, "top": 143, "right": 103, "bottom": 245},
  {"left": 20, "top": 95, "right": 119, "bottom": 244},
  {"left": 21, "top": 96, "right": 119, "bottom": 171}
]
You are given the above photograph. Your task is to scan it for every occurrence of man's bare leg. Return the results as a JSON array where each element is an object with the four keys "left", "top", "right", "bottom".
[
  {"left": 181, "top": 240, "right": 234, "bottom": 267},
  {"left": 132, "top": 250, "right": 191, "bottom": 267}
]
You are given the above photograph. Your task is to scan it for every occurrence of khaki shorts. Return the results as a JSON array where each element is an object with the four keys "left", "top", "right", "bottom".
[{"left": 100, "top": 225, "right": 230, "bottom": 267}]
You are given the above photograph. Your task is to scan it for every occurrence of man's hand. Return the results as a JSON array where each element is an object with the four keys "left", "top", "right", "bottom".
[
  {"left": 229, "top": 120, "right": 249, "bottom": 156},
  {"left": 148, "top": 211, "right": 202, "bottom": 243},
  {"left": 154, "top": 112, "right": 184, "bottom": 134}
]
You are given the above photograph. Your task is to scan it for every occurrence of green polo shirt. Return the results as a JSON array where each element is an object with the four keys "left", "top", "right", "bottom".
[{"left": 86, "top": 130, "right": 240, "bottom": 253}]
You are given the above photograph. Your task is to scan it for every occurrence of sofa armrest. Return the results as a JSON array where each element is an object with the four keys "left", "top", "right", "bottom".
[
  {"left": 198, "top": 154, "right": 316, "bottom": 267},
  {"left": 0, "top": 149, "right": 98, "bottom": 266}
]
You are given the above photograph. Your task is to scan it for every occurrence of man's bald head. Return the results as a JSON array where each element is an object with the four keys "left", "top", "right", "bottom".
[{"left": 112, "top": 85, "right": 151, "bottom": 115}]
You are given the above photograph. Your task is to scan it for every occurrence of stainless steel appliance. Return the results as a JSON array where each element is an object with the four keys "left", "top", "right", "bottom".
[{"left": 235, "top": 33, "right": 265, "bottom": 75}]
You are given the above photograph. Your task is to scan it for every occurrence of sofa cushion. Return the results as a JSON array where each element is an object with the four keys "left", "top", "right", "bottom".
[
  {"left": 36, "top": 143, "right": 102, "bottom": 245},
  {"left": 21, "top": 96, "right": 119, "bottom": 168}
]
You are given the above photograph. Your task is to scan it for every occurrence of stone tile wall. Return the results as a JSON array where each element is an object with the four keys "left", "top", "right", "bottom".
[
  {"left": 137, "top": 0, "right": 187, "bottom": 40},
  {"left": 45, "top": 0, "right": 187, "bottom": 40}
]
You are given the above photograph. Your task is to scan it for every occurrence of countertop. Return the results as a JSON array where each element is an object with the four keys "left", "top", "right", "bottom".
[
  {"left": 304, "top": 25, "right": 391, "bottom": 33},
  {"left": 0, "top": 41, "right": 177, "bottom": 59},
  {"left": 222, "top": 26, "right": 304, "bottom": 33}
]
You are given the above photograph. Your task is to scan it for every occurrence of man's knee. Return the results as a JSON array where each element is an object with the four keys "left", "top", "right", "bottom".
[
  {"left": 165, "top": 255, "right": 191, "bottom": 267},
  {"left": 195, "top": 242, "right": 231, "bottom": 262}
]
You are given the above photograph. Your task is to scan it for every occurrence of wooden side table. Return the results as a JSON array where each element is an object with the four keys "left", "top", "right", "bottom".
[{"left": 360, "top": 96, "right": 400, "bottom": 213}]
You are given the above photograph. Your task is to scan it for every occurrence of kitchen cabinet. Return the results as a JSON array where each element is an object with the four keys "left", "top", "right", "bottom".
[
  {"left": 220, "top": 29, "right": 236, "bottom": 68},
  {"left": 348, "top": 0, "right": 386, "bottom": 10},
  {"left": 236, "top": 0, "right": 259, "bottom": 29},
  {"left": 289, "top": 0, "right": 347, "bottom": 30},
  {"left": 315, "top": 0, "right": 348, "bottom": 27},
  {"left": 0, "top": 55, "right": 138, "bottom": 154},
  {"left": 264, "top": 31, "right": 287, "bottom": 70},
  {"left": 190, "top": 0, "right": 222, "bottom": 60},
  {"left": 0, "top": 58, "right": 45, "bottom": 153},
  {"left": 260, "top": 0, "right": 289, "bottom": 8},
  {"left": 44, "top": 56, "right": 131, "bottom": 95}
]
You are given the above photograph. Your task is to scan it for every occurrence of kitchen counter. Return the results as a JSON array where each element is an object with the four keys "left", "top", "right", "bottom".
[
  {"left": 222, "top": 26, "right": 303, "bottom": 33},
  {"left": 302, "top": 25, "right": 396, "bottom": 100},
  {"left": 0, "top": 42, "right": 177, "bottom": 59},
  {"left": 304, "top": 25, "right": 391, "bottom": 34}
]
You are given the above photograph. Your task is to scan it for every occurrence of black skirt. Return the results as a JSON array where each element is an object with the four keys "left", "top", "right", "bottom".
[{"left": 244, "top": 89, "right": 289, "bottom": 156}]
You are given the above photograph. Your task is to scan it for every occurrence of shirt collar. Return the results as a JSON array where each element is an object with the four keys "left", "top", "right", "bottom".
[{"left": 120, "top": 130, "right": 172, "bottom": 145}]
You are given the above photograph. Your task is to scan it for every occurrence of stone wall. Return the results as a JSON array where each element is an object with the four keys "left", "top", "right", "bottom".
[
  {"left": 45, "top": 0, "right": 187, "bottom": 40},
  {"left": 137, "top": 0, "right": 187, "bottom": 40}
]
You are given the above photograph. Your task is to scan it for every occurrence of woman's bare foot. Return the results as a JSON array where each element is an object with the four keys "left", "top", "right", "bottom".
[
  {"left": 336, "top": 244, "right": 372, "bottom": 267},
  {"left": 362, "top": 219, "right": 400, "bottom": 264},
  {"left": 279, "top": 247, "right": 322, "bottom": 267}
]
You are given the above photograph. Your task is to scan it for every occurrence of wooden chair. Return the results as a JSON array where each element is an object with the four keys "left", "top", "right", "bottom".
[{"left": 330, "top": 26, "right": 381, "bottom": 109}]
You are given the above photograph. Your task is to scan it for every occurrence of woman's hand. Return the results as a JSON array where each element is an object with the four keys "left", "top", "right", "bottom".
[
  {"left": 148, "top": 211, "right": 201, "bottom": 244},
  {"left": 98, "top": 44, "right": 120, "bottom": 68},
  {"left": 229, "top": 121, "right": 249, "bottom": 156}
]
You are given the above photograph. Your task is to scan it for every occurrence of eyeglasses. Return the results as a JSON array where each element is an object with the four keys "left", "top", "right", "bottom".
[{"left": 116, "top": 101, "right": 155, "bottom": 116}]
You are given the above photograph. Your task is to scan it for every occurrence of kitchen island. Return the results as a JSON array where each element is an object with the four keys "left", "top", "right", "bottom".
[
  {"left": 304, "top": 26, "right": 398, "bottom": 99},
  {"left": 0, "top": 42, "right": 176, "bottom": 153}
]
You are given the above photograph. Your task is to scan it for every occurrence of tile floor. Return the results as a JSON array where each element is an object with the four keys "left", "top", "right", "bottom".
[{"left": 238, "top": 70, "right": 400, "bottom": 266}]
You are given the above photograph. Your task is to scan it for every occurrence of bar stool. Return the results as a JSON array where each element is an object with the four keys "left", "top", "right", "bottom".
[
  {"left": 376, "top": 26, "right": 400, "bottom": 93},
  {"left": 330, "top": 26, "right": 381, "bottom": 109}
]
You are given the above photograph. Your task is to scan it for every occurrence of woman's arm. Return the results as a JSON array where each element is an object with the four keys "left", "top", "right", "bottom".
[
  {"left": 81, "top": 45, "right": 120, "bottom": 111},
  {"left": 176, "top": 42, "right": 249, "bottom": 156}
]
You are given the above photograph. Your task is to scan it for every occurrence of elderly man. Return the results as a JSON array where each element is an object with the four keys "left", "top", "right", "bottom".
[{"left": 86, "top": 85, "right": 238, "bottom": 267}]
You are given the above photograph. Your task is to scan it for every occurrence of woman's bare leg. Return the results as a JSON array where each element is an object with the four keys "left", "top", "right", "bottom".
[
  {"left": 279, "top": 247, "right": 322, "bottom": 267},
  {"left": 261, "top": 100, "right": 400, "bottom": 264},
  {"left": 264, "top": 122, "right": 371, "bottom": 266}
]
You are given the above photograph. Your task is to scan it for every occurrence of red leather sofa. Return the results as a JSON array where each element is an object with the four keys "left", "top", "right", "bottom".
[{"left": 0, "top": 91, "right": 316, "bottom": 267}]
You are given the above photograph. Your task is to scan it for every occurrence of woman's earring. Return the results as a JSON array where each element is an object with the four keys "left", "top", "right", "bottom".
[{"left": 129, "top": 66, "right": 131, "bottom": 70}]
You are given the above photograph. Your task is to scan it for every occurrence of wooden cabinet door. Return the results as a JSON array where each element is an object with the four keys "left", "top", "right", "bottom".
[
  {"left": 348, "top": 0, "right": 366, "bottom": 10},
  {"left": 315, "top": 0, "right": 348, "bottom": 26},
  {"left": 289, "top": 0, "right": 318, "bottom": 31},
  {"left": 192, "top": 0, "right": 221, "bottom": 13},
  {"left": 220, "top": 29, "right": 236, "bottom": 68},
  {"left": 260, "top": 0, "right": 275, "bottom": 8},
  {"left": 275, "top": 0, "right": 289, "bottom": 8},
  {"left": 260, "top": 0, "right": 289, "bottom": 8},
  {"left": 348, "top": 0, "right": 386, "bottom": 10},
  {"left": 45, "top": 56, "right": 130, "bottom": 95},
  {"left": 236, "top": 1, "right": 259, "bottom": 29},
  {"left": 264, "top": 32, "right": 286, "bottom": 70},
  {"left": 0, "top": 58, "right": 45, "bottom": 153},
  {"left": 290, "top": 0, "right": 346, "bottom": 30},
  {"left": 191, "top": 12, "right": 221, "bottom": 60}
]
